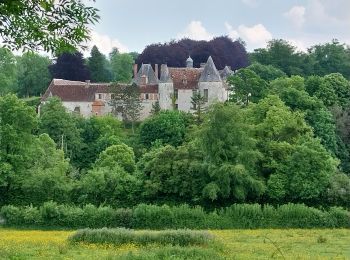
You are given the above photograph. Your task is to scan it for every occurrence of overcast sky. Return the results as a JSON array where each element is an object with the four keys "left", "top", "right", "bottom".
[{"left": 84, "top": 0, "right": 350, "bottom": 55}]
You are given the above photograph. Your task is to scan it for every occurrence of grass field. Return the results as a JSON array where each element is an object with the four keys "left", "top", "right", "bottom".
[{"left": 0, "top": 228, "right": 349, "bottom": 259}]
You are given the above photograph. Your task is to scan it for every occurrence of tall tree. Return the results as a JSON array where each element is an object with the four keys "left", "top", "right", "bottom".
[
  {"left": 110, "top": 52, "right": 134, "bottom": 83},
  {"left": 250, "top": 39, "right": 307, "bottom": 76},
  {"left": 16, "top": 52, "right": 52, "bottom": 97},
  {"left": 0, "top": 0, "right": 99, "bottom": 53},
  {"left": 191, "top": 91, "right": 205, "bottom": 124},
  {"left": 309, "top": 40, "right": 350, "bottom": 79},
  {"left": 227, "top": 68, "right": 268, "bottom": 105},
  {"left": 199, "top": 103, "right": 264, "bottom": 202},
  {"left": 110, "top": 83, "right": 142, "bottom": 133},
  {"left": 88, "top": 45, "right": 111, "bottom": 82},
  {"left": 0, "top": 48, "right": 17, "bottom": 95},
  {"left": 39, "top": 97, "right": 82, "bottom": 161},
  {"left": 49, "top": 52, "right": 90, "bottom": 81},
  {"left": 136, "top": 36, "right": 249, "bottom": 70},
  {"left": 0, "top": 94, "right": 37, "bottom": 204}
]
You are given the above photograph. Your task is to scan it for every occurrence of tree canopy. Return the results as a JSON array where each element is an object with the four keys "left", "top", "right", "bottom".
[{"left": 0, "top": 0, "right": 99, "bottom": 54}]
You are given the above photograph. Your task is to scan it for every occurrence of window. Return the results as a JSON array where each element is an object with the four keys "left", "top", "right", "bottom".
[
  {"left": 73, "top": 106, "right": 80, "bottom": 114},
  {"left": 145, "top": 93, "right": 149, "bottom": 100},
  {"left": 174, "top": 89, "right": 178, "bottom": 99},
  {"left": 111, "top": 94, "right": 115, "bottom": 99},
  {"left": 204, "top": 89, "right": 208, "bottom": 102},
  {"left": 175, "top": 104, "right": 178, "bottom": 110},
  {"left": 98, "top": 93, "right": 102, "bottom": 99}
]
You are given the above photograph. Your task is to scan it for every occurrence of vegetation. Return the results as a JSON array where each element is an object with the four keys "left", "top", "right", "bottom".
[
  {"left": 0, "top": 0, "right": 99, "bottom": 53},
  {"left": 69, "top": 228, "right": 213, "bottom": 246},
  {"left": 0, "top": 228, "right": 349, "bottom": 259},
  {"left": 1, "top": 203, "right": 348, "bottom": 229}
]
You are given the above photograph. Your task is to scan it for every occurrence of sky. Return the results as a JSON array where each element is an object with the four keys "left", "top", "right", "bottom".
[{"left": 84, "top": 0, "right": 350, "bottom": 55}]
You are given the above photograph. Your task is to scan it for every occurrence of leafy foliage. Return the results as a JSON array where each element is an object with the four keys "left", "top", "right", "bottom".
[
  {"left": 49, "top": 52, "right": 90, "bottom": 81},
  {"left": 0, "top": 0, "right": 99, "bottom": 53},
  {"left": 137, "top": 36, "right": 249, "bottom": 70}
]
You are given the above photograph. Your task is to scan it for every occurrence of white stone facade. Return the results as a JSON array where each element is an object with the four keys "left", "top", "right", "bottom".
[{"left": 41, "top": 56, "right": 233, "bottom": 120}]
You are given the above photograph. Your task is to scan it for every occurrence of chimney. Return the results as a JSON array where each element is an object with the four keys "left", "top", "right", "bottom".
[
  {"left": 85, "top": 80, "right": 90, "bottom": 88},
  {"left": 133, "top": 64, "right": 138, "bottom": 79},
  {"left": 154, "top": 64, "right": 159, "bottom": 80}
]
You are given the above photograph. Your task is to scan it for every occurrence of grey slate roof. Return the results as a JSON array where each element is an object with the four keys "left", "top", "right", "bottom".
[
  {"left": 220, "top": 66, "right": 234, "bottom": 79},
  {"left": 160, "top": 64, "right": 173, "bottom": 83},
  {"left": 133, "top": 64, "right": 158, "bottom": 85},
  {"left": 199, "top": 56, "right": 222, "bottom": 82}
]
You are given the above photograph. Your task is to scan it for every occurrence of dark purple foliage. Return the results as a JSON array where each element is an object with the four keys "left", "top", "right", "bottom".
[
  {"left": 49, "top": 52, "right": 91, "bottom": 81},
  {"left": 136, "top": 36, "right": 249, "bottom": 70}
]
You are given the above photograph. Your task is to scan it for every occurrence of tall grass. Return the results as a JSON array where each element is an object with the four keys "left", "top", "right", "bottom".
[
  {"left": 1, "top": 202, "right": 349, "bottom": 229},
  {"left": 68, "top": 228, "right": 214, "bottom": 246}
]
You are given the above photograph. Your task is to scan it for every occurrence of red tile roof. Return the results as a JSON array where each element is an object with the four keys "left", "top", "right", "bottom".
[
  {"left": 42, "top": 79, "right": 157, "bottom": 102},
  {"left": 168, "top": 68, "right": 203, "bottom": 89}
]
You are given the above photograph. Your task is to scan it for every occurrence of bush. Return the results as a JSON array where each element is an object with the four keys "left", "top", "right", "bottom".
[
  {"left": 1, "top": 202, "right": 349, "bottom": 229},
  {"left": 132, "top": 204, "right": 174, "bottom": 229},
  {"left": 68, "top": 228, "right": 214, "bottom": 246},
  {"left": 118, "top": 246, "right": 222, "bottom": 260}
]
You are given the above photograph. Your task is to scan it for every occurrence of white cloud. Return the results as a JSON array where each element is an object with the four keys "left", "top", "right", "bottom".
[
  {"left": 286, "top": 38, "right": 307, "bottom": 52},
  {"left": 241, "top": 0, "right": 259, "bottom": 8},
  {"left": 284, "top": 6, "right": 306, "bottom": 28},
  {"left": 85, "top": 30, "right": 129, "bottom": 56},
  {"left": 225, "top": 22, "right": 272, "bottom": 49},
  {"left": 177, "top": 21, "right": 213, "bottom": 41}
]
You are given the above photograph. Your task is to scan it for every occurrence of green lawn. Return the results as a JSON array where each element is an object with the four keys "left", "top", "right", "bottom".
[{"left": 0, "top": 228, "right": 349, "bottom": 259}]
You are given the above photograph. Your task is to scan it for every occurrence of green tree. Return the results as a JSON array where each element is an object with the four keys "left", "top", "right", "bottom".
[
  {"left": 88, "top": 45, "right": 111, "bottom": 82},
  {"left": 110, "top": 52, "right": 134, "bottom": 83},
  {"left": 250, "top": 39, "right": 308, "bottom": 76},
  {"left": 76, "top": 165, "right": 139, "bottom": 207},
  {"left": 16, "top": 52, "right": 52, "bottom": 97},
  {"left": 321, "top": 73, "right": 350, "bottom": 108},
  {"left": 150, "top": 101, "right": 161, "bottom": 115},
  {"left": 227, "top": 68, "right": 268, "bottom": 105},
  {"left": 0, "top": 48, "right": 17, "bottom": 95},
  {"left": 95, "top": 144, "right": 136, "bottom": 173},
  {"left": 74, "top": 115, "right": 124, "bottom": 169},
  {"left": 309, "top": 40, "right": 350, "bottom": 79},
  {"left": 137, "top": 143, "right": 206, "bottom": 203},
  {"left": 200, "top": 103, "right": 265, "bottom": 202},
  {"left": 269, "top": 76, "right": 338, "bottom": 155},
  {"left": 191, "top": 91, "right": 205, "bottom": 124},
  {"left": 140, "top": 110, "right": 187, "bottom": 148},
  {"left": 39, "top": 97, "right": 82, "bottom": 161},
  {"left": 20, "top": 134, "right": 71, "bottom": 205},
  {"left": 246, "top": 95, "right": 337, "bottom": 203},
  {"left": 247, "top": 62, "right": 286, "bottom": 82},
  {"left": 0, "top": 94, "right": 37, "bottom": 204},
  {"left": 110, "top": 83, "right": 143, "bottom": 133},
  {"left": 0, "top": 0, "right": 99, "bottom": 53}
]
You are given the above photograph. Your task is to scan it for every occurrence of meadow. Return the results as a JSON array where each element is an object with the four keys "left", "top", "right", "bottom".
[{"left": 0, "top": 228, "right": 349, "bottom": 259}]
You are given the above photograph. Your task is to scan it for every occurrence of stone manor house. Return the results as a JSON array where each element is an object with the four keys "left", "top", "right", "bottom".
[{"left": 41, "top": 56, "right": 234, "bottom": 119}]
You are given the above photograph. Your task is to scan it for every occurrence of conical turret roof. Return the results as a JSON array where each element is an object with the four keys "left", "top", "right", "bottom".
[{"left": 199, "top": 56, "right": 221, "bottom": 82}]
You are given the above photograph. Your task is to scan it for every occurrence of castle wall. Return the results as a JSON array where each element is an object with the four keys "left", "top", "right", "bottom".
[
  {"left": 177, "top": 89, "right": 194, "bottom": 112},
  {"left": 158, "top": 83, "right": 174, "bottom": 110},
  {"left": 61, "top": 101, "right": 93, "bottom": 117},
  {"left": 198, "top": 82, "right": 228, "bottom": 107}
]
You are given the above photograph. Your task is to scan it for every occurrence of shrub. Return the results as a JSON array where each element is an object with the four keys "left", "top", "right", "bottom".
[
  {"left": 0, "top": 205, "right": 23, "bottom": 225},
  {"left": 1, "top": 202, "right": 349, "bottom": 229},
  {"left": 68, "top": 228, "right": 214, "bottom": 246},
  {"left": 132, "top": 204, "right": 174, "bottom": 229},
  {"left": 118, "top": 246, "right": 222, "bottom": 260}
]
